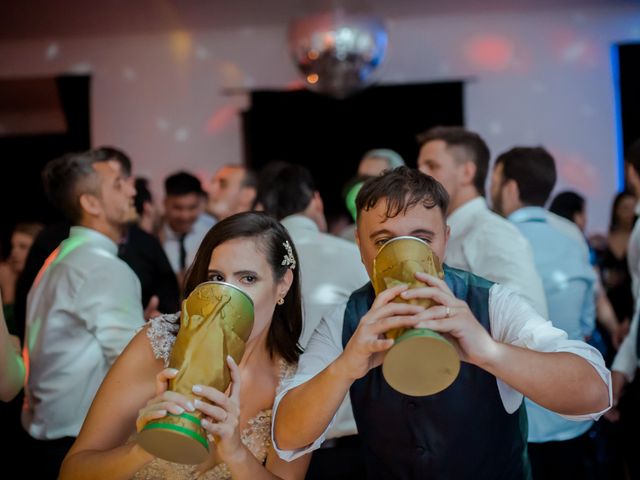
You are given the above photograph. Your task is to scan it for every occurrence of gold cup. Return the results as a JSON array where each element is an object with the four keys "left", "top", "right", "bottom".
[
  {"left": 373, "top": 236, "right": 460, "bottom": 396},
  {"left": 137, "top": 281, "right": 254, "bottom": 464}
]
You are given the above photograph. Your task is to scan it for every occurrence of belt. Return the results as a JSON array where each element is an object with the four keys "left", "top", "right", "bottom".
[{"left": 318, "top": 434, "right": 361, "bottom": 450}]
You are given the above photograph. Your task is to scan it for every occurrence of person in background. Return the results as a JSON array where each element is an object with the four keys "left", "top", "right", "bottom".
[
  {"left": 0, "top": 222, "right": 43, "bottom": 333},
  {"left": 417, "top": 126, "right": 548, "bottom": 317},
  {"left": 206, "top": 165, "right": 257, "bottom": 222},
  {"left": 607, "top": 138, "right": 640, "bottom": 479},
  {"left": 119, "top": 178, "right": 180, "bottom": 315},
  {"left": 134, "top": 177, "right": 160, "bottom": 236},
  {"left": 490, "top": 148, "right": 598, "bottom": 480},
  {"left": 161, "top": 171, "right": 215, "bottom": 284},
  {"left": 337, "top": 175, "right": 373, "bottom": 243},
  {"left": 256, "top": 161, "right": 369, "bottom": 479},
  {"left": 357, "top": 148, "right": 405, "bottom": 177},
  {"left": 550, "top": 191, "right": 628, "bottom": 357},
  {"left": 596, "top": 191, "right": 636, "bottom": 343},
  {"left": 23, "top": 148, "right": 145, "bottom": 478}
]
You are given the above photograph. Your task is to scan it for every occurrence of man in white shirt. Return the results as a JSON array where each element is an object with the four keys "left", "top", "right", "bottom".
[
  {"left": 23, "top": 149, "right": 145, "bottom": 478},
  {"left": 257, "top": 161, "right": 369, "bottom": 479},
  {"left": 161, "top": 171, "right": 215, "bottom": 279},
  {"left": 417, "top": 126, "right": 548, "bottom": 317},
  {"left": 272, "top": 167, "right": 611, "bottom": 479},
  {"left": 205, "top": 164, "right": 257, "bottom": 222}
]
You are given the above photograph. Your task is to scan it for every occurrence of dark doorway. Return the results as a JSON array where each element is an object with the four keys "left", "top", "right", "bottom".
[
  {"left": 242, "top": 81, "right": 464, "bottom": 224},
  {"left": 616, "top": 43, "right": 640, "bottom": 153},
  {"left": 0, "top": 74, "right": 91, "bottom": 255}
]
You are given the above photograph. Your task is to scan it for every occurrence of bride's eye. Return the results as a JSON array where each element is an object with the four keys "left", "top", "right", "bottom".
[
  {"left": 241, "top": 275, "right": 257, "bottom": 285},
  {"left": 208, "top": 273, "right": 224, "bottom": 282}
]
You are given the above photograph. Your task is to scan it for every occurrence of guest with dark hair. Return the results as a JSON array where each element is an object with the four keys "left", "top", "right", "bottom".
[
  {"left": 14, "top": 154, "right": 180, "bottom": 339},
  {"left": 60, "top": 212, "right": 310, "bottom": 480},
  {"left": 597, "top": 191, "right": 636, "bottom": 330},
  {"left": 133, "top": 177, "right": 158, "bottom": 235},
  {"left": 113, "top": 176, "right": 181, "bottom": 315},
  {"left": 0, "top": 222, "right": 43, "bottom": 332},
  {"left": 256, "top": 162, "right": 369, "bottom": 479},
  {"left": 491, "top": 147, "right": 598, "bottom": 480},
  {"left": 162, "top": 171, "right": 215, "bottom": 281},
  {"left": 549, "top": 191, "right": 587, "bottom": 231},
  {"left": 417, "top": 126, "right": 548, "bottom": 318},
  {"left": 23, "top": 148, "right": 145, "bottom": 478},
  {"left": 274, "top": 166, "right": 610, "bottom": 480}
]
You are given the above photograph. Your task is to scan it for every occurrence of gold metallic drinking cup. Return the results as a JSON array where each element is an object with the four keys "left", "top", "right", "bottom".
[
  {"left": 373, "top": 236, "right": 460, "bottom": 396},
  {"left": 137, "top": 281, "right": 254, "bottom": 464}
]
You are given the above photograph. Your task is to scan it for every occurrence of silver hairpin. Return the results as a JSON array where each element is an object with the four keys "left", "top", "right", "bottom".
[{"left": 281, "top": 240, "right": 296, "bottom": 270}]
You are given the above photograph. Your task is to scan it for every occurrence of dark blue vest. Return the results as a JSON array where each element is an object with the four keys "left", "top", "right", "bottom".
[{"left": 342, "top": 266, "right": 530, "bottom": 480}]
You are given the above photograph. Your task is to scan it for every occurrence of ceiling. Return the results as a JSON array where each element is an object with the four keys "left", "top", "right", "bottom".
[{"left": 1, "top": 0, "right": 637, "bottom": 41}]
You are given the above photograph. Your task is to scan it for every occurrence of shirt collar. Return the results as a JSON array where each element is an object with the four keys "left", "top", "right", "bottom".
[
  {"left": 68, "top": 226, "right": 119, "bottom": 255},
  {"left": 280, "top": 214, "right": 319, "bottom": 233},
  {"left": 508, "top": 206, "right": 547, "bottom": 224},
  {"left": 163, "top": 222, "right": 188, "bottom": 241},
  {"left": 447, "top": 197, "right": 487, "bottom": 229}
]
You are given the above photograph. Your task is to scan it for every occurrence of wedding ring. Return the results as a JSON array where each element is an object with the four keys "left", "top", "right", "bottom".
[{"left": 445, "top": 306, "right": 451, "bottom": 318}]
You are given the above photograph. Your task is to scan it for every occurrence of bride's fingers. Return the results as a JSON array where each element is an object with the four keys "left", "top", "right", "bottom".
[
  {"left": 155, "top": 368, "right": 179, "bottom": 395},
  {"left": 227, "top": 356, "right": 242, "bottom": 403},
  {"left": 146, "top": 391, "right": 195, "bottom": 412},
  {"left": 136, "top": 408, "right": 167, "bottom": 431}
]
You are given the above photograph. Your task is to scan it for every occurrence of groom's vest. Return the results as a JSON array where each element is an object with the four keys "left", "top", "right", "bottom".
[{"left": 342, "top": 266, "right": 530, "bottom": 480}]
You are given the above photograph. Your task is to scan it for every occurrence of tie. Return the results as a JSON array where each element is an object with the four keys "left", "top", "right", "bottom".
[{"left": 179, "top": 233, "right": 187, "bottom": 271}]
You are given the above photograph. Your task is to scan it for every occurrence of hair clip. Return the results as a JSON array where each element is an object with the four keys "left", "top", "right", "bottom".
[{"left": 281, "top": 240, "right": 296, "bottom": 270}]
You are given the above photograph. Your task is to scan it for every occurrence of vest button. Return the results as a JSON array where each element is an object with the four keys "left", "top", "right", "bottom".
[{"left": 415, "top": 446, "right": 425, "bottom": 455}]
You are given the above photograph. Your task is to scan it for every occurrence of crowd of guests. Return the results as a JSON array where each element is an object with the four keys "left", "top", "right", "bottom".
[{"left": 0, "top": 126, "right": 639, "bottom": 479}]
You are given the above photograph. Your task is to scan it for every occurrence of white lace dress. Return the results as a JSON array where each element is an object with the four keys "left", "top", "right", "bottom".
[{"left": 132, "top": 313, "right": 295, "bottom": 480}]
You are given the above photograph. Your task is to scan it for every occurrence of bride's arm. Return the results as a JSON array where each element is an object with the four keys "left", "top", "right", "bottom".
[{"left": 59, "top": 329, "right": 163, "bottom": 480}]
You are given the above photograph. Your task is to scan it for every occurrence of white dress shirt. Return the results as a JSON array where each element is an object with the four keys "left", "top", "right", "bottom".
[
  {"left": 162, "top": 214, "right": 216, "bottom": 273},
  {"left": 445, "top": 197, "right": 548, "bottom": 318},
  {"left": 23, "top": 226, "right": 144, "bottom": 439},
  {"left": 272, "top": 283, "right": 611, "bottom": 460},
  {"left": 281, "top": 214, "right": 369, "bottom": 439},
  {"left": 611, "top": 201, "right": 640, "bottom": 381}
]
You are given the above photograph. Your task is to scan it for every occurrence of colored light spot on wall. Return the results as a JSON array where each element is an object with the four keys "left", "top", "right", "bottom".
[
  {"left": 205, "top": 105, "right": 237, "bottom": 135},
  {"left": 464, "top": 35, "right": 514, "bottom": 71}
]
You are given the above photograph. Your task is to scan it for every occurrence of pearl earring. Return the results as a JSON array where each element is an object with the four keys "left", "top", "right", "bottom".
[{"left": 277, "top": 298, "right": 285, "bottom": 305}]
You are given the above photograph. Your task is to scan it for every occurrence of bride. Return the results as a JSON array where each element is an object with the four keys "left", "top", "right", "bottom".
[{"left": 60, "top": 212, "right": 310, "bottom": 479}]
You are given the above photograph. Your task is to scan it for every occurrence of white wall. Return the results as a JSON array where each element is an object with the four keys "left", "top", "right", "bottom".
[{"left": 0, "top": 4, "right": 639, "bottom": 233}]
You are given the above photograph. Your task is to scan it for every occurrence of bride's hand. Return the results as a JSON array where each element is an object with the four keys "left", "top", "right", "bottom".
[
  {"left": 136, "top": 368, "right": 196, "bottom": 432},
  {"left": 192, "top": 356, "right": 243, "bottom": 463}
]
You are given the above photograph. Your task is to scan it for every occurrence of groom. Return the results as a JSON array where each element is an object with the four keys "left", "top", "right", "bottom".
[{"left": 272, "top": 166, "right": 611, "bottom": 479}]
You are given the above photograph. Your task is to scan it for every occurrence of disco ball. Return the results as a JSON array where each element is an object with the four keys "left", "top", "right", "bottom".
[{"left": 288, "top": 11, "right": 388, "bottom": 98}]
